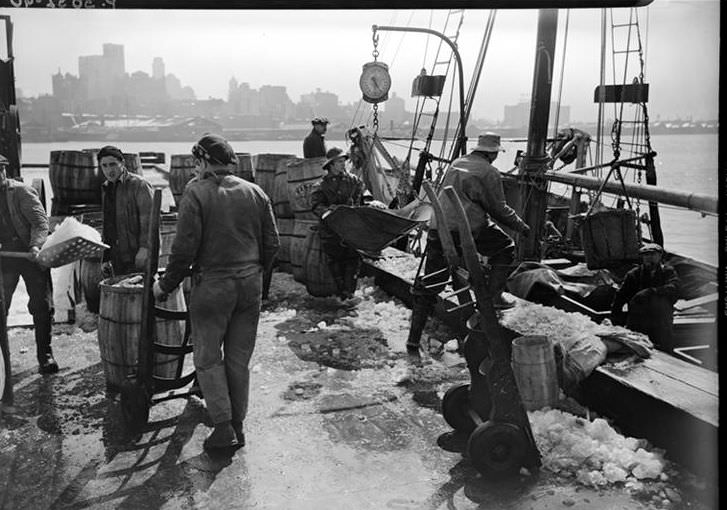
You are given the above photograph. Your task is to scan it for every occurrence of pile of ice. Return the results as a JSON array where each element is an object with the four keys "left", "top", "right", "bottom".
[
  {"left": 530, "top": 408, "right": 666, "bottom": 488},
  {"left": 371, "top": 254, "right": 421, "bottom": 281},
  {"left": 348, "top": 278, "right": 412, "bottom": 343}
]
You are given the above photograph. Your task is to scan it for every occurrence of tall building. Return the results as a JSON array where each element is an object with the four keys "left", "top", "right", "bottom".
[
  {"left": 78, "top": 43, "right": 126, "bottom": 103},
  {"left": 383, "top": 92, "right": 407, "bottom": 124},
  {"left": 152, "top": 57, "right": 165, "bottom": 80},
  {"left": 503, "top": 100, "right": 570, "bottom": 129}
]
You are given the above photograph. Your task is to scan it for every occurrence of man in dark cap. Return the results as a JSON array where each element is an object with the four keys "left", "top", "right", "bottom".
[
  {"left": 406, "top": 132, "right": 531, "bottom": 351},
  {"left": 98, "top": 145, "right": 154, "bottom": 276},
  {"left": 303, "top": 117, "right": 329, "bottom": 158},
  {"left": 611, "top": 242, "right": 680, "bottom": 352},
  {"left": 154, "top": 133, "right": 279, "bottom": 450},
  {"left": 310, "top": 147, "right": 365, "bottom": 301},
  {"left": 1, "top": 154, "right": 58, "bottom": 386}
]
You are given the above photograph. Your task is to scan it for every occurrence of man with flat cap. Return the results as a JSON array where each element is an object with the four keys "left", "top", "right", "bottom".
[
  {"left": 303, "top": 117, "right": 329, "bottom": 158},
  {"left": 154, "top": 133, "right": 279, "bottom": 450},
  {"left": 311, "top": 147, "right": 365, "bottom": 301},
  {"left": 1, "top": 154, "right": 58, "bottom": 384},
  {"left": 611, "top": 242, "right": 680, "bottom": 352},
  {"left": 406, "top": 132, "right": 531, "bottom": 351},
  {"left": 98, "top": 145, "right": 154, "bottom": 276}
]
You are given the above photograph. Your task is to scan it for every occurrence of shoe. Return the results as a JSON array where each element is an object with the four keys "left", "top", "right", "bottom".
[
  {"left": 203, "top": 422, "right": 240, "bottom": 450},
  {"left": 39, "top": 353, "right": 59, "bottom": 374},
  {"left": 231, "top": 421, "right": 246, "bottom": 446},
  {"left": 492, "top": 293, "right": 516, "bottom": 309}
]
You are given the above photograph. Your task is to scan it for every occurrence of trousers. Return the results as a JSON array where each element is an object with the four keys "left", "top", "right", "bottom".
[{"left": 189, "top": 270, "right": 262, "bottom": 424}]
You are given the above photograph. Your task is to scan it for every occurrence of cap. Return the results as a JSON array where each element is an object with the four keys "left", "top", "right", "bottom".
[
  {"left": 97, "top": 145, "right": 125, "bottom": 162},
  {"left": 312, "top": 117, "right": 330, "bottom": 125},
  {"left": 639, "top": 242, "right": 664, "bottom": 254},
  {"left": 323, "top": 147, "right": 348, "bottom": 169},
  {"left": 192, "top": 133, "right": 238, "bottom": 165}
]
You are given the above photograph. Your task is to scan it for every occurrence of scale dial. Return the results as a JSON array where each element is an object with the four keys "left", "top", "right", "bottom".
[{"left": 359, "top": 61, "right": 391, "bottom": 104}]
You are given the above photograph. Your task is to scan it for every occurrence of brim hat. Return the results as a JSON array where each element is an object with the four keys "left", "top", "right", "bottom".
[
  {"left": 312, "top": 117, "right": 330, "bottom": 126},
  {"left": 639, "top": 242, "right": 664, "bottom": 254},
  {"left": 98, "top": 145, "right": 125, "bottom": 162},
  {"left": 192, "top": 133, "right": 237, "bottom": 165},
  {"left": 473, "top": 132, "right": 505, "bottom": 152},
  {"left": 323, "top": 147, "right": 348, "bottom": 169}
]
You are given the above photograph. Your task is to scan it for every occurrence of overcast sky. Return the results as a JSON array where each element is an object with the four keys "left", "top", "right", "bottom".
[{"left": 1, "top": 0, "right": 719, "bottom": 122}]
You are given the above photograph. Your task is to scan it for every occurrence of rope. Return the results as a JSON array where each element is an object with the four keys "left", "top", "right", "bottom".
[{"left": 552, "top": 9, "right": 570, "bottom": 140}]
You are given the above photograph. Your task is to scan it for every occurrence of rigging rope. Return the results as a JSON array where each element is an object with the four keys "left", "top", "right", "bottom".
[{"left": 552, "top": 9, "right": 570, "bottom": 140}]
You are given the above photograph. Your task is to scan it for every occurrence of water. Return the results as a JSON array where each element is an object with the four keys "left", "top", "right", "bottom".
[{"left": 17, "top": 133, "right": 718, "bottom": 266}]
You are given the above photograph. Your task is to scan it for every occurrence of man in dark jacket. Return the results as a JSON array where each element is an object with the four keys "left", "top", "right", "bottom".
[
  {"left": 99, "top": 145, "right": 154, "bottom": 276},
  {"left": 154, "top": 134, "right": 279, "bottom": 450},
  {"left": 407, "top": 133, "right": 531, "bottom": 351},
  {"left": 303, "top": 117, "right": 329, "bottom": 158},
  {"left": 1, "top": 154, "right": 57, "bottom": 390},
  {"left": 310, "top": 147, "right": 365, "bottom": 300},
  {"left": 611, "top": 242, "right": 680, "bottom": 352}
]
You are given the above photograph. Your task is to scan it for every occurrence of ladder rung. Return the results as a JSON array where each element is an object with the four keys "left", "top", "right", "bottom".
[
  {"left": 613, "top": 49, "right": 640, "bottom": 54},
  {"left": 612, "top": 23, "right": 637, "bottom": 28}
]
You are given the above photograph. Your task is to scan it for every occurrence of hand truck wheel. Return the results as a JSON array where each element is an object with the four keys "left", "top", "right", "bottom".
[
  {"left": 467, "top": 420, "right": 527, "bottom": 477},
  {"left": 441, "top": 383, "right": 477, "bottom": 434}
]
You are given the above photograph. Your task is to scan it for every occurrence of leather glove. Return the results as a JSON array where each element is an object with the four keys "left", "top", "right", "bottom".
[
  {"left": 28, "top": 246, "right": 40, "bottom": 261},
  {"left": 134, "top": 247, "right": 149, "bottom": 270},
  {"left": 101, "top": 261, "right": 114, "bottom": 278},
  {"left": 152, "top": 280, "right": 168, "bottom": 302}
]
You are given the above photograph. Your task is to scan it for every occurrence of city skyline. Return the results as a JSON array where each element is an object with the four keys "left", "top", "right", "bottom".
[{"left": 2, "top": 3, "right": 720, "bottom": 123}]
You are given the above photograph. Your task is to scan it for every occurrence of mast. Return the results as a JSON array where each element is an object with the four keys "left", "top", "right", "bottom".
[{"left": 517, "top": 9, "right": 559, "bottom": 261}]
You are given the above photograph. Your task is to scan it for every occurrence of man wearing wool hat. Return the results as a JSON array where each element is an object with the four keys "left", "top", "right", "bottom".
[
  {"left": 98, "top": 145, "right": 154, "bottom": 277},
  {"left": 154, "top": 133, "right": 279, "bottom": 450},
  {"left": 303, "top": 117, "right": 329, "bottom": 158}
]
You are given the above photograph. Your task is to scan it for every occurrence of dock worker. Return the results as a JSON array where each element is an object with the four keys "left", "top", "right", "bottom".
[
  {"left": 407, "top": 132, "right": 530, "bottom": 351},
  {"left": 303, "top": 117, "right": 329, "bottom": 158},
  {"left": 153, "top": 133, "right": 279, "bottom": 450},
  {"left": 610, "top": 242, "right": 680, "bottom": 352},
  {"left": 310, "top": 147, "right": 365, "bottom": 302},
  {"left": 98, "top": 145, "right": 154, "bottom": 277},
  {"left": 1, "top": 154, "right": 58, "bottom": 384}
]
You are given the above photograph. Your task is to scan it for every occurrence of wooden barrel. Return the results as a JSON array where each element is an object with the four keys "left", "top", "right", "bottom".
[
  {"left": 84, "top": 148, "right": 144, "bottom": 177},
  {"left": 303, "top": 225, "right": 337, "bottom": 297},
  {"left": 169, "top": 154, "right": 198, "bottom": 207},
  {"left": 49, "top": 150, "right": 103, "bottom": 207},
  {"left": 98, "top": 274, "right": 144, "bottom": 388},
  {"left": 234, "top": 152, "right": 254, "bottom": 182},
  {"left": 153, "top": 285, "right": 188, "bottom": 380},
  {"left": 80, "top": 257, "right": 104, "bottom": 314},
  {"left": 277, "top": 217, "right": 294, "bottom": 273},
  {"left": 253, "top": 153, "right": 295, "bottom": 199},
  {"left": 511, "top": 335, "right": 559, "bottom": 411},
  {"left": 291, "top": 219, "right": 318, "bottom": 283},
  {"left": 159, "top": 212, "right": 178, "bottom": 269},
  {"left": 98, "top": 274, "right": 190, "bottom": 386},
  {"left": 273, "top": 158, "right": 296, "bottom": 218},
  {"left": 287, "top": 157, "right": 326, "bottom": 220}
]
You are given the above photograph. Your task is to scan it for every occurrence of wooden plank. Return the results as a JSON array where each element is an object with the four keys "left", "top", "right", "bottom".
[
  {"left": 674, "top": 292, "right": 719, "bottom": 311},
  {"left": 639, "top": 351, "right": 718, "bottom": 397}
]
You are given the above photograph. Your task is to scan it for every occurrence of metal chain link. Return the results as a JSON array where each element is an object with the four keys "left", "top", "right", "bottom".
[
  {"left": 372, "top": 31, "right": 379, "bottom": 61},
  {"left": 372, "top": 103, "right": 379, "bottom": 132}
]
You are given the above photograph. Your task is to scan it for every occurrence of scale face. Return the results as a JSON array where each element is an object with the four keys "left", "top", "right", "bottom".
[{"left": 359, "top": 61, "right": 391, "bottom": 104}]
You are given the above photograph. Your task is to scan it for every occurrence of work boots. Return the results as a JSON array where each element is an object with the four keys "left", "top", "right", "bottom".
[
  {"left": 488, "top": 263, "right": 515, "bottom": 309},
  {"left": 33, "top": 314, "right": 59, "bottom": 374}
]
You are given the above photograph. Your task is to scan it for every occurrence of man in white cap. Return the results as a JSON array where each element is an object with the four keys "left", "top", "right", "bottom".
[
  {"left": 610, "top": 242, "right": 680, "bottom": 352},
  {"left": 407, "top": 132, "right": 530, "bottom": 351},
  {"left": 303, "top": 117, "right": 329, "bottom": 158}
]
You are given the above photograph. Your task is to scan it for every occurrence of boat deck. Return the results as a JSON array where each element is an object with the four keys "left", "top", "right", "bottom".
[{"left": 361, "top": 248, "right": 718, "bottom": 482}]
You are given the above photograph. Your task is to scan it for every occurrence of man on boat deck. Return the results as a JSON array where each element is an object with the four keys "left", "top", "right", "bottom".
[
  {"left": 98, "top": 145, "right": 154, "bottom": 276},
  {"left": 310, "top": 147, "right": 365, "bottom": 301},
  {"left": 407, "top": 132, "right": 530, "bottom": 351},
  {"left": 154, "top": 133, "right": 279, "bottom": 450},
  {"left": 1, "top": 154, "right": 58, "bottom": 387},
  {"left": 303, "top": 117, "right": 329, "bottom": 158},
  {"left": 610, "top": 242, "right": 680, "bottom": 352}
]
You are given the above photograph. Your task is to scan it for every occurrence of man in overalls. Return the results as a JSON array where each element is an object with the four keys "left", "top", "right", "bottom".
[{"left": 154, "top": 134, "right": 279, "bottom": 450}]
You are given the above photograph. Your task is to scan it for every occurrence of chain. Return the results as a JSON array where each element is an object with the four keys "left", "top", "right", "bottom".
[
  {"left": 372, "top": 103, "right": 379, "bottom": 132},
  {"left": 372, "top": 30, "right": 379, "bottom": 61}
]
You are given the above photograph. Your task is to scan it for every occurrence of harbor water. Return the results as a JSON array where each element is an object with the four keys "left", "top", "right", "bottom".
[{"left": 18, "top": 133, "right": 718, "bottom": 266}]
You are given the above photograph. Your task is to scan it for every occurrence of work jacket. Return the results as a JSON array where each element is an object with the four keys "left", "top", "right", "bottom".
[
  {"left": 159, "top": 171, "right": 279, "bottom": 293},
  {"left": 310, "top": 171, "right": 365, "bottom": 218},
  {"left": 303, "top": 129, "right": 327, "bottom": 158},
  {"left": 434, "top": 152, "right": 528, "bottom": 234},
  {"left": 0, "top": 178, "right": 48, "bottom": 250},
  {"left": 101, "top": 171, "right": 154, "bottom": 271},
  {"left": 611, "top": 262, "right": 680, "bottom": 314}
]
